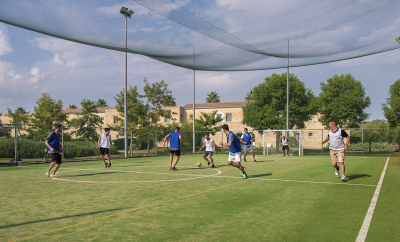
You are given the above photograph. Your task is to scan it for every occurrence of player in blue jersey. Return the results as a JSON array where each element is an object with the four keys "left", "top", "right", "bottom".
[
  {"left": 45, "top": 124, "right": 63, "bottom": 178},
  {"left": 163, "top": 127, "right": 182, "bottom": 171},
  {"left": 219, "top": 124, "right": 248, "bottom": 179},
  {"left": 240, "top": 128, "right": 257, "bottom": 162}
]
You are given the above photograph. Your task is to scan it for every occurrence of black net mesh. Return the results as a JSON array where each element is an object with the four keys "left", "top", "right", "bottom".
[{"left": 1, "top": 0, "right": 399, "bottom": 71}]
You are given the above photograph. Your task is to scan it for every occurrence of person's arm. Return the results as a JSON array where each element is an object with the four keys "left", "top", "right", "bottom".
[
  {"left": 240, "top": 134, "right": 246, "bottom": 144},
  {"left": 163, "top": 133, "right": 171, "bottom": 146},
  {"left": 342, "top": 130, "right": 350, "bottom": 151},
  {"left": 251, "top": 134, "right": 255, "bottom": 142},
  {"left": 288, "top": 140, "right": 290, "bottom": 147},
  {"left": 109, "top": 136, "right": 113, "bottom": 149},
  {"left": 220, "top": 133, "right": 233, "bottom": 147},
  {"left": 97, "top": 136, "right": 101, "bottom": 148},
  {"left": 45, "top": 132, "right": 55, "bottom": 152},
  {"left": 321, "top": 135, "right": 330, "bottom": 144},
  {"left": 199, "top": 143, "right": 205, "bottom": 151},
  {"left": 179, "top": 133, "right": 182, "bottom": 141},
  {"left": 213, "top": 141, "right": 217, "bottom": 154}
]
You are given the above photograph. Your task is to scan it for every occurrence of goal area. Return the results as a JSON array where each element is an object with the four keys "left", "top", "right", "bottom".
[{"left": 263, "top": 130, "right": 303, "bottom": 156}]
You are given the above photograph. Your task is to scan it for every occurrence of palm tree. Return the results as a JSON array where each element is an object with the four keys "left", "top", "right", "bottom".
[
  {"left": 206, "top": 91, "right": 220, "bottom": 103},
  {"left": 96, "top": 98, "right": 108, "bottom": 107},
  {"left": 69, "top": 104, "right": 78, "bottom": 109},
  {"left": 245, "top": 89, "right": 254, "bottom": 101}
]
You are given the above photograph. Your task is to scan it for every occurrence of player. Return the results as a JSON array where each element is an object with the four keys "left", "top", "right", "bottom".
[
  {"left": 198, "top": 133, "right": 216, "bottom": 168},
  {"left": 97, "top": 128, "right": 113, "bottom": 168},
  {"left": 219, "top": 124, "right": 247, "bottom": 179},
  {"left": 281, "top": 136, "right": 290, "bottom": 156},
  {"left": 321, "top": 119, "right": 350, "bottom": 181},
  {"left": 240, "top": 128, "right": 257, "bottom": 162},
  {"left": 163, "top": 127, "right": 182, "bottom": 171},
  {"left": 45, "top": 124, "right": 63, "bottom": 178}
]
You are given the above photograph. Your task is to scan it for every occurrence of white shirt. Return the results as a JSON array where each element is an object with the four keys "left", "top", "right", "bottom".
[
  {"left": 205, "top": 138, "right": 215, "bottom": 152},
  {"left": 329, "top": 128, "right": 348, "bottom": 150},
  {"left": 281, "top": 139, "right": 289, "bottom": 146},
  {"left": 100, "top": 133, "right": 111, "bottom": 148}
]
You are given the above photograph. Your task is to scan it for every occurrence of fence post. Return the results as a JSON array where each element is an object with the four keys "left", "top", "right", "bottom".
[
  {"left": 14, "top": 125, "right": 18, "bottom": 166},
  {"left": 155, "top": 130, "right": 157, "bottom": 156},
  {"left": 263, "top": 130, "right": 265, "bottom": 156},
  {"left": 62, "top": 126, "right": 64, "bottom": 160},
  {"left": 361, "top": 128, "right": 364, "bottom": 155},
  {"left": 321, "top": 129, "right": 323, "bottom": 155},
  {"left": 130, "top": 130, "right": 133, "bottom": 157}
]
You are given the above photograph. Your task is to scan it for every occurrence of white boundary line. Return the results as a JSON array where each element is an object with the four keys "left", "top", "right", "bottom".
[{"left": 355, "top": 157, "right": 390, "bottom": 242}]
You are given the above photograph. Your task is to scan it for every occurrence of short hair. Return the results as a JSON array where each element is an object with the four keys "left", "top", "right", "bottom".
[
  {"left": 244, "top": 128, "right": 248, "bottom": 131},
  {"left": 205, "top": 133, "right": 209, "bottom": 136},
  {"left": 54, "top": 123, "right": 62, "bottom": 129},
  {"left": 329, "top": 119, "right": 337, "bottom": 126},
  {"left": 175, "top": 127, "right": 180, "bottom": 131},
  {"left": 222, "top": 124, "right": 229, "bottom": 131},
  {"left": 105, "top": 128, "right": 110, "bottom": 132}
]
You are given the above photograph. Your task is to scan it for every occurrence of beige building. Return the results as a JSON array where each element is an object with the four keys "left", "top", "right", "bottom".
[{"left": 0, "top": 101, "right": 329, "bottom": 149}]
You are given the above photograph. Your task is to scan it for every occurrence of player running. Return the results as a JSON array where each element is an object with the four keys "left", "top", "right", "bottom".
[
  {"left": 281, "top": 136, "right": 290, "bottom": 156},
  {"left": 240, "top": 128, "right": 257, "bottom": 162},
  {"left": 45, "top": 124, "right": 63, "bottom": 178},
  {"left": 219, "top": 124, "right": 248, "bottom": 179},
  {"left": 199, "top": 133, "right": 216, "bottom": 168}
]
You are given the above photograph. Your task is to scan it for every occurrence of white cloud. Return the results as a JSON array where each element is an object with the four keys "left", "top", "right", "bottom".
[
  {"left": 0, "top": 23, "right": 13, "bottom": 56},
  {"left": 53, "top": 54, "right": 66, "bottom": 66}
]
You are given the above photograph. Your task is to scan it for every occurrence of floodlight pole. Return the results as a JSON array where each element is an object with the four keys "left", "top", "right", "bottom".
[
  {"left": 286, "top": 38, "right": 289, "bottom": 134},
  {"left": 193, "top": 47, "right": 196, "bottom": 154},
  {"left": 124, "top": 14, "right": 128, "bottom": 158}
]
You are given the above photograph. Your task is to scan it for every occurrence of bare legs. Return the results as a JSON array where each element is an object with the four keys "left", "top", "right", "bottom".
[{"left": 228, "top": 160, "right": 245, "bottom": 173}]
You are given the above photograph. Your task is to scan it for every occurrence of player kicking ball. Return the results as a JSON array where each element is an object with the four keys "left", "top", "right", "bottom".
[
  {"left": 97, "top": 128, "right": 113, "bottom": 168},
  {"left": 199, "top": 133, "right": 216, "bottom": 168},
  {"left": 219, "top": 124, "right": 248, "bottom": 179}
]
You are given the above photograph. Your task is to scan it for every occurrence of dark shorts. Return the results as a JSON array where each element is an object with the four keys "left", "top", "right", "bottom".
[
  {"left": 170, "top": 149, "right": 181, "bottom": 156},
  {"left": 203, "top": 151, "right": 213, "bottom": 156},
  {"left": 100, "top": 147, "right": 110, "bottom": 155},
  {"left": 51, "top": 153, "right": 62, "bottom": 164},
  {"left": 282, "top": 145, "right": 289, "bottom": 150}
]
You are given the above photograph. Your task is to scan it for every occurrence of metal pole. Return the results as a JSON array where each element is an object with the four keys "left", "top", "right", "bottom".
[
  {"left": 286, "top": 38, "right": 289, "bottom": 133},
  {"left": 124, "top": 15, "right": 128, "bottom": 158},
  {"left": 62, "top": 126, "right": 64, "bottom": 160},
  {"left": 321, "top": 129, "right": 323, "bottom": 155},
  {"left": 155, "top": 130, "right": 157, "bottom": 156},
  {"left": 14, "top": 125, "right": 18, "bottom": 166},
  {"left": 362, "top": 128, "right": 364, "bottom": 155},
  {"left": 263, "top": 130, "right": 265, "bottom": 156},
  {"left": 130, "top": 130, "right": 133, "bottom": 157},
  {"left": 193, "top": 47, "right": 195, "bottom": 154}
]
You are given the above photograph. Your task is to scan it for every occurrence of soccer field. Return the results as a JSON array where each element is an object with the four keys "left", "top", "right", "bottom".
[{"left": 1, "top": 155, "right": 399, "bottom": 241}]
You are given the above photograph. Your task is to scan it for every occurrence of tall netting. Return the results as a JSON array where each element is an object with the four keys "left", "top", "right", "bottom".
[
  {"left": 263, "top": 130, "right": 303, "bottom": 156},
  {"left": 1, "top": 0, "right": 399, "bottom": 71},
  {"left": 0, "top": 126, "right": 15, "bottom": 166}
]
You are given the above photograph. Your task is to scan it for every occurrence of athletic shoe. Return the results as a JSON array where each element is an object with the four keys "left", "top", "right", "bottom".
[
  {"left": 208, "top": 161, "right": 210, "bottom": 166},
  {"left": 108, "top": 163, "right": 112, "bottom": 168},
  {"left": 240, "top": 167, "right": 246, "bottom": 176},
  {"left": 341, "top": 175, "right": 345, "bottom": 181},
  {"left": 244, "top": 157, "right": 247, "bottom": 162},
  {"left": 335, "top": 168, "right": 339, "bottom": 176},
  {"left": 172, "top": 167, "right": 178, "bottom": 171},
  {"left": 169, "top": 166, "right": 172, "bottom": 170},
  {"left": 254, "top": 160, "right": 258, "bottom": 163},
  {"left": 242, "top": 173, "right": 248, "bottom": 179},
  {"left": 211, "top": 165, "right": 216, "bottom": 168},
  {"left": 283, "top": 154, "right": 285, "bottom": 156},
  {"left": 105, "top": 163, "right": 108, "bottom": 168}
]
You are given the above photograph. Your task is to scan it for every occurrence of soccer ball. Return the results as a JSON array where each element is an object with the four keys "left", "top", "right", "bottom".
[{"left": 196, "top": 162, "right": 201, "bottom": 167}]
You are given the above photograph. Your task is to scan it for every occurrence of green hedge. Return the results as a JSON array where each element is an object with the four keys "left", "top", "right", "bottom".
[{"left": 0, "top": 138, "right": 117, "bottom": 159}]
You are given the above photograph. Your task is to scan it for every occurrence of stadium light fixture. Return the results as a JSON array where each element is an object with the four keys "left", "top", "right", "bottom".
[{"left": 120, "top": 7, "right": 134, "bottom": 158}]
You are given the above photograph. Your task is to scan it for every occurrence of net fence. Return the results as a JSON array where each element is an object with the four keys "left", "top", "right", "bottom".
[
  {"left": 2, "top": 125, "right": 400, "bottom": 166},
  {"left": 0, "top": 0, "right": 399, "bottom": 71}
]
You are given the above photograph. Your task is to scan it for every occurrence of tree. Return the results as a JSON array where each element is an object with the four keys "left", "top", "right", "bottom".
[
  {"left": 96, "top": 98, "right": 108, "bottom": 107},
  {"left": 243, "top": 73, "right": 316, "bottom": 130},
  {"left": 318, "top": 74, "right": 371, "bottom": 128},
  {"left": 245, "top": 89, "right": 254, "bottom": 101},
  {"left": 206, "top": 91, "right": 220, "bottom": 103},
  {"left": 6, "top": 107, "right": 30, "bottom": 135},
  {"left": 68, "top": 99, "right": 103, "bottom": 142},
  {"left": 195, "top": 110, "right": 223, "bottom": 133},
  {"left": 113, "top": 85, "right": 147, "bottom": 131},
  {"left": 0, "top": 113, "right": 12, "bottom": 138},
  {"left": 69, "top": 104, "right": 78, "bottom": 109},
  {"left": 382, "top": 79, "right": 400, "bottom": 127},
  {"left": 28, "top": 93, "right": 67, "bottom": 140}
]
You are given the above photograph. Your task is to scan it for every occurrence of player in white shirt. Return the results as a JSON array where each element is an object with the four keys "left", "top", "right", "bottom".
[
  {"left": 198, "top": 134, "right": 216, "bottom": 167},
  {"left": 280, "top": 136, "right": 290, "bottom": 156},
  {"left": 96, "top": 128, "right": 113, "bottom": 168}
]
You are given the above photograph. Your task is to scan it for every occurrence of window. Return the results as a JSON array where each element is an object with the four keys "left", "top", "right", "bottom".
[
  {"left": 165, "top": 116, "right": 170, "bottom": 123},
  {"left": 180, "top": 115, "right": 183, "bottom": 122},
  {"left": 113, "top": 116, "right": 118, "bottom": 124},
  {"left": 116, "top": 135, "right": 119, "bottom": 139},
  {"left": 101, "top": 117, "right": 104, "bottom": 121},
  {"left": 152, "top": 118, "right": 157, "bottom": 125},
  {"left": 308, "top": 132, "right": 313, "bottom": 137},
  {"left": 226, "top": 113, "right": 232, "bottom": 122}
]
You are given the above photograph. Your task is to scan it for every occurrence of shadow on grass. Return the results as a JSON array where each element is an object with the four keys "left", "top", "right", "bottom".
[
  {"left": 250, "top": 173, "right": 273, "bottom": 178},
  {"left": 343, "top": 173, "right": 371, "bottom": 182},
  {"left": 75, "top": 172, "right": 120, "bottom": 176},
  {"left": 0, "top": 207, "right": 129, "bottom": 229}
]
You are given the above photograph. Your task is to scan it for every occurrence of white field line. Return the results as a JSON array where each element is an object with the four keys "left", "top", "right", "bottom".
[{"left": 355, "top": 157, "right": 390, "bottom": 242}]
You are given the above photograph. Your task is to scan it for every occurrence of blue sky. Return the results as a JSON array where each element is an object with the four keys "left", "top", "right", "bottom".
[{"left": 0, "top": 0, "right": 399, "bottom": 121}]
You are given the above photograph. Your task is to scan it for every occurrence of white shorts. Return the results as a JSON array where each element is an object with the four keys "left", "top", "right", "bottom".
[{"left": 228, "top": 152, "right": 242, "bottom": 162}]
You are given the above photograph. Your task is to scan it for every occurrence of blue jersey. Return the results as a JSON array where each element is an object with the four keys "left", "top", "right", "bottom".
[
  {"left": 45, "top": 131, "right": 61, "bottom": 153},
  {"left": 170, "top": 131, "right": 181, "bottom": 148},
  {"left": 242, "top": 133, "right": 252, "bottom": 146},
  {"left": 227, "top": 131, "right": 242, "bottom": 153}
]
